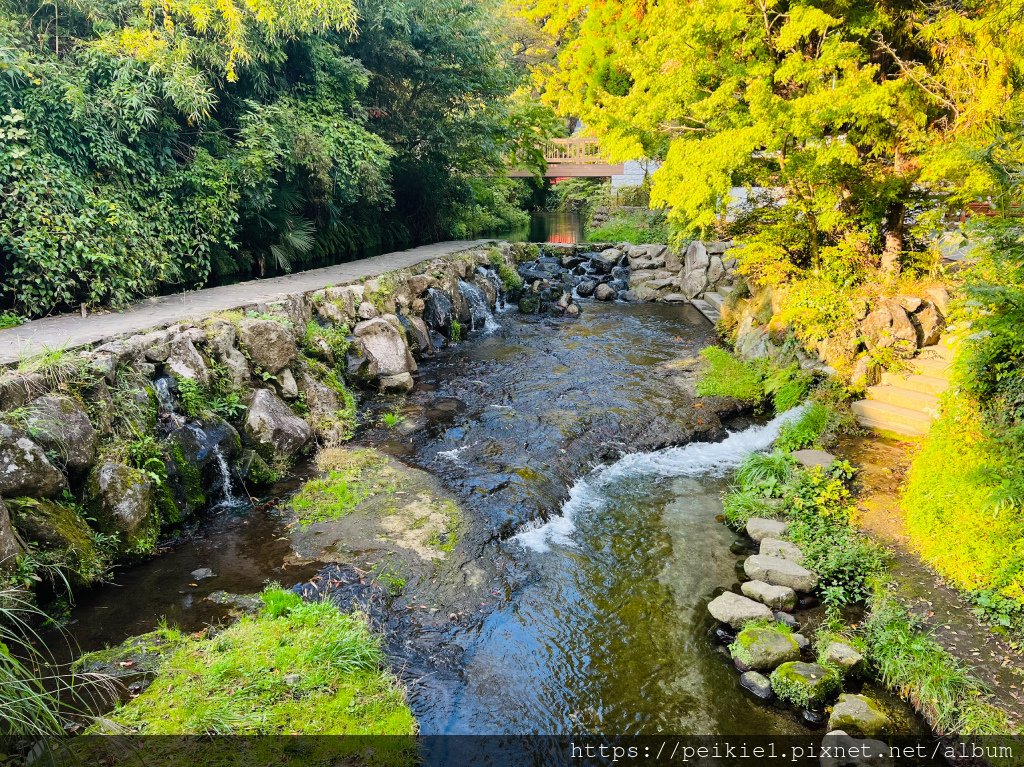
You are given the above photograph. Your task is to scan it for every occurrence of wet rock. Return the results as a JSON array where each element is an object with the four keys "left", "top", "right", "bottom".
[
  {"left": 24, "top": 394, "right": 97, "bottom": 473},
  {"left": 238, "top": 318, "right": 298, "bottom": 374},
  {"left": 774, "top": 611, "right": 799, "bottom": 630},
  {"left": 820, "top": 731, "right": 893, "bottom": 767},
  {"left": 243, "top": 389, "right": 312, "bottom": 458},
  {"left": 423, "top": 289, "right": 455, "bottom": 334},
  {"left": 379, "top": 373, "right": 415, "bottom": 393},
  {"left": 7, "top": 498, "right": 102, "bottom": 581},
  {"left": 0, "top": 499, "right": 22, "bottom": 571},
  {"left": 739, "top": 671, "right": 774, "bottom": 700},
  {"left": 0, "top": 424, "right": 67, "bottom": 498},
  {"left": 576, "top": 279, "right": 598, "bottom": 298},
  {"left": 803, "top": 708, "right": 828, "bottom": 728},
  {"left": 744, "top": 554, "right": 818, "bottom": 592},
  {"left": 164, "top": 417, "right": 241, "bottom": 518},
  {"left": 760, "top": 537, "right": 804, "bottom": 564},
  {"left": 828, "top": 694, "right": 890, "bottom": 739},
  {"left": 792, "top": 633, "right": 810, "bottom": 651},
  {"left": 823, "top": 642, "right": 865, "bottom": 675},
  {"left": 403, "top": 316, "right": 432, "bottom": 355},
  {"left": 590, "top": 248, "right": 622, "bottom": 273},
  {"left": 791, "top": 449, "right": 835, "bottom": 470},
  {"left": 594, "top": 284, "right": 617, "bottom": 301},
  {"left": 205, "top": 590, "right": 262, "bottom": 614},
  {"left": 85, "top": 461, "right": 156, "bottom": 553},
  {"left": 770, "top": 662, "right": 840, "bottom": 708},
  {"left": 191, "top": 567, "right": 215, "bottom": 581},
  {"left": 708, "top": 591, "right": 774, "bottom": 629},
  {"left": 730, "top": 625, "right": 801, "bottom": 671},
  {"left": 710, "top": 625, "right": 735, "bottom": 645},
  {"left": 746, "top": 517, "right": 787, "bottom": 542},
  {"left": 741, "top": 579, "right": 796, "bottom": 611}
]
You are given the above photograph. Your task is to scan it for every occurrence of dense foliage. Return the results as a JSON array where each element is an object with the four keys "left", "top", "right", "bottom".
[{"left": 0, "top": 0, "right": 533, "bottom": 316}]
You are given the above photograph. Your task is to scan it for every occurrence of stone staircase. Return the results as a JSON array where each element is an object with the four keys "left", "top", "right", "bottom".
[
  {"left": 691, "top": 284, "right": 734, "bottom": 324},
  {"left": 851, "top": 338, "right": 956, "bottom": 438}
]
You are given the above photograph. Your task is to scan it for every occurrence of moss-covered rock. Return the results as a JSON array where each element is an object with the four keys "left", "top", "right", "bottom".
[
  {"left": 770, "top": 661, "right": 841, "bottom": 708},
  {"left": 0, "top": 423, "right": 67, "bottom": 499},
  {"left": 7, "top": 497, "right": 105, "bottom": 583},
  {"left": 0, "top": 498, "right": 21, "bottom": 572},
  {"left": 84, "top": 461, "right": 158, "bottom": 556},
  {"left": 827, "top": 693, "right": 890, "bottom": 738},
  {"left": 730, "top": 625, "right": 801, "bottom": 671},
  {"left": 25, "top": 394, "right": 98, "bottom": 473}
]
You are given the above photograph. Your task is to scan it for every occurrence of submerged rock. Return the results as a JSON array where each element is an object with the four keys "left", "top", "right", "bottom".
[
  {"left": 820, "top": 731, "right": 893, "bottom": 767},
  {"left": 744, "top": 554, "right": 818, "bottom": 592},
  {"left": 828, "top": 694, "right": 890, "bottom": 739},
  {"left": 730, "top": 625, "right": 801, "bottom": 671},
  {"left": 243, "top": 389, "right": 312, "bottom": 459},
  {"left": 739, "top": 671, "right": 774, "bottom": 700},
  {"left": 708, "top": 591, "right": 774, "bottom": 629},
  {"left": 0, "top": 423, "right": 67, "bottom": 499}
]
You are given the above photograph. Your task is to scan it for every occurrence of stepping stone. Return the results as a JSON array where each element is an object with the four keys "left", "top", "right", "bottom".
[
  {"left": 739, "top": 671, "right": 773, "bottom": 700},
  {"left": 760, "top": 537, "right": 804, "bottom": 564},
  {"left": 731, "top": 626, "right": 801, "bottom": 671},
  {"left": 823, "top": 641, "right": 864, "bottom": 674},
  {"left": 744, "top": 554, "right": 818, "bottom": 592},
  {"left": 770, "top": 661, "right": 840, "bottom": 708},
  {"left": 827, "top": 694, "right": 890, "bottom": 739},
  {"left": 820, "top": 732, "right": 893, "bottom": 767},
  {"left": 791, "top": 449, "right": 835, "bottom": 469},
  {"left": 741, "top": 579, "right": 796, "bottom": 611},
  {"left": 745, "top": 517, "right": 787, "bottom": 542},
  {"left": 707, "top": 591, "right": 773, "bottom": 629}
]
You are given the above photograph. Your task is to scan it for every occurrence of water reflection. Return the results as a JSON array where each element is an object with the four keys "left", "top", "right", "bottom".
[{"left": 499, "top": 210, "right": 585, "bottom": 244}]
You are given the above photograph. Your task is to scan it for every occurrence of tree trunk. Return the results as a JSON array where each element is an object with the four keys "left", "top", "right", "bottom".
[{"left": 881, "top": 202, "right": 905, "bottom": 279}]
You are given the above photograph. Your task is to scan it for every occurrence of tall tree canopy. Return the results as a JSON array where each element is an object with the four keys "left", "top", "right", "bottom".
[
  {"left": 0, "top": 0, "right": 530, "bottom": 316},
  {"left": 518, "top": 0, "right": 1024, "bottom": 282}
]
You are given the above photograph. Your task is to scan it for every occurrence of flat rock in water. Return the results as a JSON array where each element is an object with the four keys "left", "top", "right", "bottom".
[
  {"left": 739, "top": 671, "right": 773, "bottom": 700},
  {"left": 731, "top": 626, "right": 801, "bottom": 671},
  {"left": 190, "top": 567, "right": 216, "bottom": 581},
  {"left": 741, "top": 579, "right": 796, "bottom": 611},
  {"left": 760, "top": 537, "right": 804, "bottom": 564},
  {"left": 791, "top": 449, "right": 836, "bottom": 469},
  {"left": 744, "top": 554, "right": 818, "bottom": 592},
  {"left": 707, "top": 591, "right": 773, "bottom": 629},
  {"left": 827, "top": 694, "right": 890, "bottom": 739},
  {"left": 745, "top": 517, "right": 787, "bottom": 542}
]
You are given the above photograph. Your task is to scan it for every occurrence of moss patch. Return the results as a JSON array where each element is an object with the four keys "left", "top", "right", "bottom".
[
  {"left": 6, "top": 497, "right": 108, "bottom": 584},
  {"left": 695, "top": 347, "right": 765, "bottom": 402},
  {"left": 291, "top": 449, "right": 398, "bottom": 527},
  {"left": 101, "top": 588, "right": 416, "bottom": 736},
  {"left": 770, "top": 661, "right": 841, "bottom": 708}
]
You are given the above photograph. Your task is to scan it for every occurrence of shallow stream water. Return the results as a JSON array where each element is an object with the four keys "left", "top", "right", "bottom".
[{"left": 59, "top": 301, "right": 908, "bottom": 739}]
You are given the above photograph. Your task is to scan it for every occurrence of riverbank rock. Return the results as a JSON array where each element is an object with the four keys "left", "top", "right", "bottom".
[
  {"left": 708, "top": 591, "right": 774, "bottom": 628},
  {"left": 594, "top": 283, "right": 617, "bottom": 301},
  {"left": 760, "top": 537, "right": 805, "bottom": 564},
  {"left": 349, "top": 317, "right": 416, "bottom": 392},
  {"left": 828, "top": 694, "right": 890, "bottom": 739},
  {"left": 0, "top": 499, "right": 20, "bottom": 571},
  {"left": 7, "top": 498, "right": 102, "bottom": 583},
  {"left": 823, "top": 641, "right": 865, "bottom": 675},
  {"left": 730, "top": 626, "right": 801, "bottom": 671},
  {"left": 238, "top": 318, "right": 298, "bottom": 374},
  {"left": 744, "top": 554, "right": 818, "bottom": 592},
  {"left": 791, "top": 449, "right": 835, "bottom": 470},
  {"left": 243, "top": 389, "right": 312, "bottom": 458},
  {"left": 770, "top": 662, "right": 840, "bottom": 708},
  {"left": 739, "top": 671, "right": 774, "bottom": 700},
  {"left": 741, "top": 580, "right": 796, "bottom": 611},
  {"left": 0, "top": 424, "right": 67, "bottom": 498},
  {"left": 24, "top": 395, "right": 97, "bottom": 473},
  {"left": 85, "top": 461, "right": 157, "bottom": 553},
  {"left": 746, "top": 517, "right": 787, "bottom": 542}
]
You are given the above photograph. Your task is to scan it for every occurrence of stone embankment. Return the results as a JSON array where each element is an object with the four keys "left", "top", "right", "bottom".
[{"left": 707, "top": 449, "right": 897, "bottom": 748}]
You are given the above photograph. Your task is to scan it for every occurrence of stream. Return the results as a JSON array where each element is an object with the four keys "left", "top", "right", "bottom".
[{"left": 58, "top": 300, "right": 916, "bottom": 740}]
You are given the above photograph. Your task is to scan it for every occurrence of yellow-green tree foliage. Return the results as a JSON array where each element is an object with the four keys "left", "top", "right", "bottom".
[{"left": 517, "top": 0, "right": 1024, "bottom": 280}]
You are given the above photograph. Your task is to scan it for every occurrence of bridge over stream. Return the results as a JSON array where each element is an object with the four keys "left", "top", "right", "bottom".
[{"left": 509, "top": 137, "right": 625, "bottom": 178}]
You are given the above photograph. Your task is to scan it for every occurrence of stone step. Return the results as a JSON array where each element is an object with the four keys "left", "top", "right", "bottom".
[
  {"left": 703, "top": 291, "right": 725, "bottom": 310},
  {"left": 879, "top": 371, "right": 949, "bottom": 396},
  {"left": 690, "top": 299, "right": 720, "bottom": 324},
  {"left": 866, "top": 385, "right": 941, "bottom": 415},
  {"left": 851, "top": 399, "right": 934, "bottom": 438},
  {"left": 918, "top": 342, "right": 956, "bottom": 361},
  {"left": 911, "top": 357, "right": 953, "bottom": 380},
  {"left": 717, "top": 284, "right": 735, "bottom": 296}
]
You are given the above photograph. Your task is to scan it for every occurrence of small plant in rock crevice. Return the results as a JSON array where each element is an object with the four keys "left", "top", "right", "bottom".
[{"left": 380, "top": 411, "right": 404, "bottom": 429}]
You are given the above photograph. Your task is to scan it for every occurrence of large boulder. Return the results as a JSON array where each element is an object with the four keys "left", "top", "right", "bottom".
[
  {"left": 912, "top": 303, "right": 944, "bottom": 347},
  {"left": 237, "top": 318, "right": 298, "bottom": 375},
  {"left": 0, "top": 424, "right": 67, "bottom": 498},
  {"left": 861, "top": 302, "right": 917, "bottom": 355},
  {"left": 7, "top": 498, "right": 102, "bottom": 583},
  {"left": 828, "top": 694, "right": 890, "bottom": 739},
  {"left": 770, "top": 661, "right": 840, "bottom": 708},
  {"left": 0, "top": 499, "right": 21, "bottom": 572},
  {"left": 422, "top": 289, "right": 455, "bottom": 335},
  {"left": 165, "top": 335, "right": 211, "bottom": 386},
  {"left": 349, "top": 318, "right": 417, "bottom": 392},
  {"left": 244, "top": 389, "right": 312, "bottom": 459},
  {"left": 708, "top": 591, "right": 774, "bottom": 628},
  {"left": 594, "top": 283, "right": 617, "bottom": 301},
  {"left": 684, "top": 241, "right": 711, "bottom": 273},
  {"left": 744, "top": 554, "right": 818, "bottom": 592},
  {"left": 164, "top": 418, "right": 242, "bottom": 519},
  {"left": 85, "top": 461, "right": 157, "bottom": 553},
  {"left": 591, "top": 248, "right": 623, "bottom": 274},
  {"left": 730, "top": 626, "right": 801, "bottom": 671},
  {"left": 24, "top": 395, "right": 98, "bottom": 473}
]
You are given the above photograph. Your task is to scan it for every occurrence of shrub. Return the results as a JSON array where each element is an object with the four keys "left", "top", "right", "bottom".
[
  {"left": 695, "top": 347, "right": 765, "bottom": 402},
  {"left": 775, "top": 402, "right": 832, "bottom": 451},
  {"left": 488, "top": 249, "right": 524, "bottom": 291}
]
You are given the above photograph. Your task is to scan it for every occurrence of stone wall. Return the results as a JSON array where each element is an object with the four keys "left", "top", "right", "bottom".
[{"left": 0, "top": 243, "right": 521, "bottom": 584}]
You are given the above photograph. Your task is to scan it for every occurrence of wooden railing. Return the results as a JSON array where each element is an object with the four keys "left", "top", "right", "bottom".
[{"left": 545, "top": 137, "right": 606, "bottom": 164}]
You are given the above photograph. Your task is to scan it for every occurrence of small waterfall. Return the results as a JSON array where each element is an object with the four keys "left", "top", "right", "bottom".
[
  {"left": 477, "top": 266, "right": 508, "bottom": 312},
  {"left": 211, "top": 444, "right": 241, "bottom": 508},
  {"left": 458, "top": 280, "right": 499, "bottom": 333},
  {"left": 515, "top": 404, "right": 809, "bottom": 552},
  {"left": 153, "top": 377, "right": 181, "bottom": 420}
]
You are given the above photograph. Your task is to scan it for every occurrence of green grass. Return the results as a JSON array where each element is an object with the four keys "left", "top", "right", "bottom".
[
  {"left": 103, "top": 587, "right": 416, "bottom": 735},
  {"left": 449, "top": 318, "right": 462, "bottom": 343},
  {"left": 290, "top": 449, "right": 397, "bottom": 527},
  {"left": 0, "top": 311, "right": 25, "bottom": 329},
  {"left": 586, "top": 210, "right": 669, "bottom": 244},
  {"left": 775, "top": 401, "right": 831, "bottom": 451},
  {"left": 695, "top": 346, "right": 765, "bottom": 402},
  {"left": 488, "top": 249, "right": 523, "bottom": 291}
]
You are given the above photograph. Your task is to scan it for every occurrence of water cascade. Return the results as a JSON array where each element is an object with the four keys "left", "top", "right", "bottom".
[{"left": 458, "top": 279, "right": 499, "bottom": 333}]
